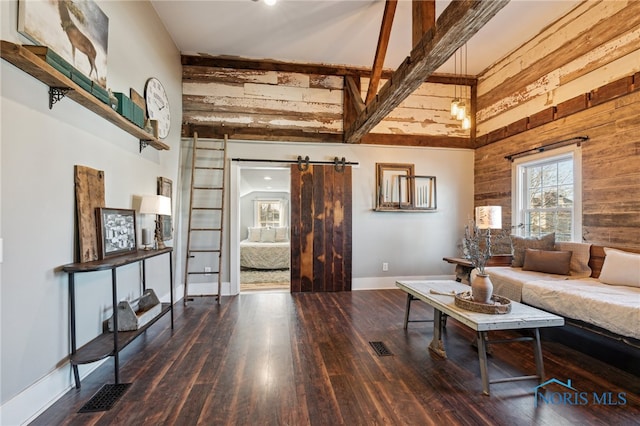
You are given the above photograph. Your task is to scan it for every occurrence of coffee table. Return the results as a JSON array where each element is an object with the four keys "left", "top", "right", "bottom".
[{"left": 396, "top": 280, "right": 564, "bottom": 395}]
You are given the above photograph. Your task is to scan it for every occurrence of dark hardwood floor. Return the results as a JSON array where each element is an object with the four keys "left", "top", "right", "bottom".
[{"left": 32, "top": 290, "right": 640, "bottom": 425}]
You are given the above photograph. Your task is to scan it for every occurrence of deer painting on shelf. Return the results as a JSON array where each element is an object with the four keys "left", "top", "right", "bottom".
[{"left": 57, "top": 0, "right": 98, "bottom": 80}]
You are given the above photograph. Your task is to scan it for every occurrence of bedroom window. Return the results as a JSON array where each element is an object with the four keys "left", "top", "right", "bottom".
[
  {"left": 254, "top": 199, "right": 285, "bottom": 228},
  {"left": 512, "top": 146, "right": 582, "bottom": 242}
]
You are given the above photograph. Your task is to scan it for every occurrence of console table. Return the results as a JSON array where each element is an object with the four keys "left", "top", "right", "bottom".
[{"left": 61, "top": 248, "right": 173, "bottom": 389}]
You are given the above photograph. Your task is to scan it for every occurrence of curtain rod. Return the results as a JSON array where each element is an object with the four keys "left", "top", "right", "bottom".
[{"left": 504, "top": 136, "right": 589, "bottom": 162}]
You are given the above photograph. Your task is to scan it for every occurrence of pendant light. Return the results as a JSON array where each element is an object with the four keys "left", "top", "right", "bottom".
[
  {"left": 462, "top": 115, "right": 471, "bottom": 130},
  {"left": 450, "top": 51, "right": 459, "bottom": 117}
]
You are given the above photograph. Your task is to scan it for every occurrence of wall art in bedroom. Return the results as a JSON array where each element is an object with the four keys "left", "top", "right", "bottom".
[{"left": 18, "top": 0, "right": 109, "bottom": 87}]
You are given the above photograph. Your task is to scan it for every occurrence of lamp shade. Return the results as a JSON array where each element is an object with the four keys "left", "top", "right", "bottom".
[
  {"left": 139, "top": 195, "right": 172, "bottom": 216},
  {"left": 475, "top": 206, "right": 502, "bottom": 229}
]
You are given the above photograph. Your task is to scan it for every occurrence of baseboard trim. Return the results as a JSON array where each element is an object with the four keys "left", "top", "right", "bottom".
[
  {"left": 352, "top": 275, "right": 454, "bottom": 290},
  {"left": 0, "top": 361, "right": 104, "bottom": 426}
]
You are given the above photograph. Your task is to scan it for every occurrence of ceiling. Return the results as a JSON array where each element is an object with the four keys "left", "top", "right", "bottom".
[
  {"left": 240, "top": 166, "right": 291, "bottom": 194},
  {"left": 151, "top": 0, "right": 580, "bottom": 76}
]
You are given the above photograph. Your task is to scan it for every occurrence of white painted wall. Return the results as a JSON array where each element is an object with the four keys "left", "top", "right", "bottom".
[{"left": 0, "top": 1, "right": 181, "bottom": 424}]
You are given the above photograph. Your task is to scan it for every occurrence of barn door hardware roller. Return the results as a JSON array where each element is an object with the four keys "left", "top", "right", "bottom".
[
  {"left": 297, "top": 155, "right": 310, "bottom": 171},
  {"left": 334, "top": 157, "right": 346, "bottom": 172}
]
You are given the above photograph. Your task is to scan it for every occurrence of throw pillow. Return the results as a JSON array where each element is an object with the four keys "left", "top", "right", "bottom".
[
  {"left": 274, "top": 226, "right": 289, "bottom": 242},
  {"left": 598, "top": 248, "right": 640, "bottom": 288},
  {"left": 260, "top": 227, "right": 276, "bottom": 243},
  {"left": 555, "top": 241, "right": 592, "bottom": 278},
  {"left": 248, "top": 227, "right": 261, "bottom": 242},
  {"left": 522, "top": 248, "right": 572, "bottom": 275},
  {"left": 511, "top": 233, "right": 555, "bottom": 267}
]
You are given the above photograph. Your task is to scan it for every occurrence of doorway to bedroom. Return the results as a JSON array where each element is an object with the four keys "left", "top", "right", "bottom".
[{"left": 238, "top": 167, "right": 291, "bottom": 293}]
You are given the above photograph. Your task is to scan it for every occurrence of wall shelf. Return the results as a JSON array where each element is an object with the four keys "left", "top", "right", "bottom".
[{"left": 0, "top": 40, "right": 169, "bottom": 151}]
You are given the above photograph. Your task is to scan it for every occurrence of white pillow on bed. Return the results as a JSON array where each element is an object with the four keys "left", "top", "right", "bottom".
[
  {"left": 598, "top": 248, "right": 640, "bottom": 288},
  {"left": 248, "top": 227, "right": 261, "bottom": 242},
  {"left": 260, "top": 228, "right": 276, "bottom": 242},
  {"left": 275, "top": 226, "right": 288, "bottom": 242}
]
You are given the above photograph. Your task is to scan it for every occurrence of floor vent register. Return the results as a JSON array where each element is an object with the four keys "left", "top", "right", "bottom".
[
  {"left": 369, "top": 341, "right": 393, "bottom": 357},
  {"left": 78, "top": 383, "right": 132, "bottom": 413}
]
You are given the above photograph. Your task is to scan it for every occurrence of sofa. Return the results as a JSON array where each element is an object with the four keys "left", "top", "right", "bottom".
[{"left": 484, "top": 236, "right": 640, "bottom": 343}]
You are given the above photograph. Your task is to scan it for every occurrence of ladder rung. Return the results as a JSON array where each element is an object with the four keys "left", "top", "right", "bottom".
[
  {"left": 188, "top": 249, "right": 221, "bottom": 253},
  {"left": 193, "top": 186, "right": 223, "bottom": 190},
  {"left": 195, "top": 147, "right": 225, "bottom": 151},
  {"left": 193, "top": 207, "right": 222, "bottom": 211},
  {"left": 195, "top": 167, "right": 224, "bottom": 170},
  {"left": 190, "top": 228, "right": 222, "bottom": 231},
  {"left": 188, "top": 271, "right": 219, "bottom": 275}
]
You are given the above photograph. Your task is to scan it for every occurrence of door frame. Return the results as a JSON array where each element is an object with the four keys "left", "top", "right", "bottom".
[{"left": 229, "top": 161, "right": 291, "bottom": 295}]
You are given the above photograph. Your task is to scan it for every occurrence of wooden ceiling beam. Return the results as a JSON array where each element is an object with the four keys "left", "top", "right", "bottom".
[
  {"left": 344, "top": 0, "right": 509, "bottom": 143},
  {"left": 182, "top": 54, "right": 473, "bottom": 85},
  {"left": 412, "top": 0, "right": 435, "bottom": 47},
  {"left": 365, "top": 0, "right": 397, "bottom": 105},
  {"left": 182, "top": 55, "right": 373, "bottom": 78},
  {"left": 345, "top": 76, "right": 365, "bottom": 114}
]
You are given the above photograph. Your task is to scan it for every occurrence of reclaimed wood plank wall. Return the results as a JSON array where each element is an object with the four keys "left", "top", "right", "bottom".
[
  {"left": 476, "top": 0, "right": 640, "bottom": 137},
  {"left": 182, "top": 66, "right": 467, "bottom": 142},
  {"left": 360, "top": 77, "right": 470, "bottom": 138},
  {"left": 475, "top": 89, "right": 640, "bottom": 248},
  {"left": 183, "top": 66, "right": 344, "bottom": 137}
]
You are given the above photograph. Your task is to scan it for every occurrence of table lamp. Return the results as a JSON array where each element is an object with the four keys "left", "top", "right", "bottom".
[
  {"left": 475, "top": 205, "right": 502, "bottom": 258},
  {"left": 475, "top": 206, "right": 502, "bottom": 230},
  {"left": 139, "top": 195, "right": 172, "bottom": 249}
]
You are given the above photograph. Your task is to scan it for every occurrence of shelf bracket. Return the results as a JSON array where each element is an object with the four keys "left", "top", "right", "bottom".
[
  {"left": 139, "top": 140, "right": 152, "bottom": 152},
  {"left": 49, "top": 87, "right": 70, "bottom": 109}
]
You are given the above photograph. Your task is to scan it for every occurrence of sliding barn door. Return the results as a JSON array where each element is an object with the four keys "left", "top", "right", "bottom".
[{"left": 290, "top": 164, "right": 352, "bottom": 292}]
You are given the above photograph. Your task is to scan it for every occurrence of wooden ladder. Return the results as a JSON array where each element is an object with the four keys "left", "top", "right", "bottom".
[{"left": 183, "top": 133, "right": 227, "bottom": 305}]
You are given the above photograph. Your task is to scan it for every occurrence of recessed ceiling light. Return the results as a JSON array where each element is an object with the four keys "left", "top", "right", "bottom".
[
  {"left": 264, "top": 176, "right": 272, "bottom": 180},
  {"left": 264, "top": 0, "right": 277, "bottom": 6}
]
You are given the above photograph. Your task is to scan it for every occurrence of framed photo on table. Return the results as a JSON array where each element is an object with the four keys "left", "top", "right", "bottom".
[{"left": 96, "top": 208, "right": 136, "bottom": 258}]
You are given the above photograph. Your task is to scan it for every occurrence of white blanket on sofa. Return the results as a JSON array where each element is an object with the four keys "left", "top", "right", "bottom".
[
  {"left": 522, "top": 278, "right": 640, "bottom": 339},
  {"left": 485, "top": 267, "right": 569, "bottom": 302}
]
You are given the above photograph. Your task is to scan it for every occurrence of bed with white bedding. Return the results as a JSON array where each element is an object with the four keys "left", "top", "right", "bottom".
[
  {"left": 240, "top": 226, "right": 290, "bottom": 269},
  {"left": 240, "top": 240, "right": 290, "bottom": 269}
]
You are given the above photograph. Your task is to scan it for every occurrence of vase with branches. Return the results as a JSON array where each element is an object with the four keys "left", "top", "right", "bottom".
[
  {"left": 462, "top": 220, "right": 497, "bottom": 303},
  {"left": 462, "top": 221, "right": 494, "bottom": 276}
]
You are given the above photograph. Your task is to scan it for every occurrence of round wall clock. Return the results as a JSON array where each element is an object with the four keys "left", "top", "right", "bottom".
[{"left": 144, "top": 77, "right": 171, "bottom": 139}]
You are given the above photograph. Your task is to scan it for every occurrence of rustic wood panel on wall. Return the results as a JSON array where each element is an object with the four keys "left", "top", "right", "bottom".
[
  {"left": 182, "top": 64, "right": 470, "bottom": 145},
  {"left": 290, "top": 164, "right": 352, "bottom": 292},
  {"left": 476, "top": 0, "right": 640, "bottom": 136},
  {"left": 182, "top": 66, "right": 344, "bottom": 138},
  {"left": 360, "top": 77, "right": 470, "bottom": 138},
  {"left": 474, "top": 90, "right": 640, "bottom": 248},
  {"left": 74, "top": 165, "right": 105, "bottom": 262}
]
